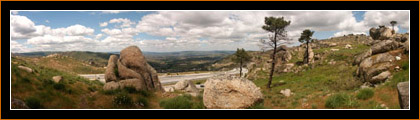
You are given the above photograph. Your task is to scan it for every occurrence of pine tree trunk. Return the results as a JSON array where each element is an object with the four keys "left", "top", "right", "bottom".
[
  {"left": 267, "top": 33, "right": 277, "bottom": 89},
  {"left": 306, "top": 40, "right": 309, "bottom": 64},
  {"left": 240, "top": 59, "right": 243, "bottom": 77}
]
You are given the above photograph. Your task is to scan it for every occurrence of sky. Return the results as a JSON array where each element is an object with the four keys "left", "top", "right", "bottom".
[{"left": 10, "top": 11, "right": 409, "bottom": 53}]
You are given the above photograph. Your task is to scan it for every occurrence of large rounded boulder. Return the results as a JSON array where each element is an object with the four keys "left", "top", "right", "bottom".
[
  {"left": 105, "top": 55, "right": 118, "bottom": 82},
  {"left": 358, "top": 52, "right": 395, "bottom": 83},
  {"left": 103, "top": 46, "right": 163, "bottom": 91},
  {"left": 203, "top": 75, "right": 263, "bottom": 109},
  {"left": 371, "top": 40, "right": 400, "bottom": 55},
  {"left": 369, "top": 26, "right": 393, "bottom": 40}
]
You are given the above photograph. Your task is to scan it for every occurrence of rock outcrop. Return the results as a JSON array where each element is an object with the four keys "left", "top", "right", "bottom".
[
  {"left": 358, "top": 53, "right": 395, "bottom": 83},
  {"left": 303, "top": 45, "right": 314, "bottom": 64},
  {"left": 11, "top": 98, "right": 29, "bottom": 109},
  {"left": 371, "top": 40, "right": 400, "bottom": 55},
  {"left": 397, "top": 81, "right": 409, "bottom": 109},
  {"left": 355, "top": 31, "right": 409, "bottom": 85},
  {"left": 52, "top": 76, "right": 62, "bottom": 83},
  {"left": 103, "top": 46, "right": 163, "bottom": 91},
  {"left": 18, "top": 66, "right": 33, "bottom": 73},
  {"left": 105, "top": 55, "right": 118, "bottom": 82},
  {"left": 403, "top": 40, "right": 409, "bottom": 53},
  {"left": 369, "top": 26, "right": 393, "bottom": 40},
  {"left": 276, "top": 45, "right": 292, "bottom": 64},
  {"left": 203, "top": 75, "right": 263, "bottom": 109},
  {"left": 174, "top": 80, "right": 199, "bottom": 93}
]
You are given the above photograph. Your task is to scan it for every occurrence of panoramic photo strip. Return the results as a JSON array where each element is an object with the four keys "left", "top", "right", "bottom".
[{"left": 10, "top": 10, "right": 409, "bottom": 109}]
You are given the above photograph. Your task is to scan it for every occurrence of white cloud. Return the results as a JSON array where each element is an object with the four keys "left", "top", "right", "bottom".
[
  {"left": 50, "top": 24, "right": 94, "bottom": 36},
  {"left": 11, "top": 41, "right": 27, "bottom": 53},
  {"left": 11, "top": 11, "right": 410, "bottom": 52},
  {"left": 11, "top": 15, "right": 37, "bottom": 40},
  {"left": 364, "top": 11, "right": 409, "bottom": 30},
  {"left": 99, "top": 22, "right": 108, "bottom": 27},
  {"left": 108, "top": 18, "right": 135, "bottom": 28},
  {"left": 11, "top": 11, "right": 18, "bottom": 15},
  {"left": 45, "top": 20, "right": 50, "bottom": 23},
  {"left": 102, "top": 11, "right": 128, "bottom": 14},
  {"left": 95, "top": 34, "right": 104, "bottom": 39}
]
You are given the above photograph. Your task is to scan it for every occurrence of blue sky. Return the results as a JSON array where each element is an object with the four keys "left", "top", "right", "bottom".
[{"left": 11, "top": 11, "right": 409, "bottom": 52}]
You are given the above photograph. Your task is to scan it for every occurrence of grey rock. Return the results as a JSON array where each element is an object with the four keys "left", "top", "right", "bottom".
[{"left": 397, "top": 82, "right": 409, "bottom": 109}]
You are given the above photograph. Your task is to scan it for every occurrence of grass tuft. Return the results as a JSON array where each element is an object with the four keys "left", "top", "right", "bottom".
[{"left": 356, "top": 88, "right": 374, "bottom": 100}]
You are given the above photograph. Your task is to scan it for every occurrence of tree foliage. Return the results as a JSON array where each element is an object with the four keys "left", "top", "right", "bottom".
[
  {"left": 298, "top": 29, "right": 315, "bottom": 44},
  {"left": 390, "top": 20, "right": 397, "bottom": 34},
  {"left": 232, "top": 48, "right": 251, "bottom": 64},
  {"left": 298, "top": 29, "right": 315, "bottom": 64},
  {"left": 259, "top": 16, "right": 291, "bottom": 89},
  {"left": 232, "top": 48, "right": 251, "bottom": 77}
]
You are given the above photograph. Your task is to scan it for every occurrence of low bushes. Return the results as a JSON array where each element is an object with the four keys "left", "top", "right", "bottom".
[
  {"left": 112, "top": 93, "right": 133, "bottom": 107},
  {"left": 325, "top": 93, "right": 359, "bottom": 109},
  {"left": 136, "top": 96, "right": 149, "bottom": 108},
  {"left": 159, "top": 94, "right": 204, "bottom": 109},
  {"left": 25, "top": 97, "right": 42, "bottom": 109},
  {"left": 356, "top": 88, "right": 374, "bottom": 100}
]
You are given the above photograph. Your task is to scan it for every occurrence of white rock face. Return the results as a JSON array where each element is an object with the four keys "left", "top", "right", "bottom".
[
  {"left": 371, "top": 71, "right": 391, "bottom": 83},
  {"left": 396, "top": 56, "right": 401, "bottom": 61},
  {"left": 331, "top": 48, "right": 339, "bottom": 51},
  {"left": 203, "top": 76, "right": 263, "bottom": 109},
  {"left": 103, "top": 79, "right": 145, "bottom": 91},
  {"left": 52, "top": 76, "right": 62, "bottom": 83},
  {"left": 18, "top": 66, "right": 33, "bottom": 73},
  {"left": 280, "top": 89, "right": 292, "bottom": 97},
  {"left": 345, "top": 44, "right": 352, "bottom": 49}
]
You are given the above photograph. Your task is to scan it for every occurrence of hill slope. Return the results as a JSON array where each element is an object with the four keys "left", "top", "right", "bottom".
[{"left": 244, "top": 34, "right": 409, "bottom": 109}]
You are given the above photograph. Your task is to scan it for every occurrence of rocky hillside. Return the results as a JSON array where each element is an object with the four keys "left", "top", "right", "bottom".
[
  {"left": 243, "top": 28, "right": 409, "bottom": 109},
  {"left": 11, "top": 26, "right": 409, "bottom": 109},
  {"left": 14, "top": 54, "right": 106, "bottom": 74},
  {"left": 11, "top": 56, "right": 165, "bottom": 109}
]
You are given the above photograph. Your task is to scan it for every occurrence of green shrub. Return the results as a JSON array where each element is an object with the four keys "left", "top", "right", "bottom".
[
  {"left": 192, "top": 95, "right": 205, "bottom": 109},
  {"left": 138, "top": 89, "right": 152, "bottom": 97},
  {"left": 103, "top": 89, "right": 121, "bottom": 95},
  {"left": 356, "top": 88, "right": 374, "bottom": 100},
  {"left": 124, "top": 86, "right": 137, "bottom": 93},
  {"left": 114, "top": 67, "right": 119, "bottom": 77},
  {"left": 311, "top": 104, "right": 318, "bottom": 109},
  {"left": 21, "top": 77, "right": 31, "bottom": 83},
  {"left": 42, "top": 79, "right": 54, "bottom": 87},
  {"left": 160, "top": 94, "right": 193, "bottom": 109},
  {"left": 113, "top": 93, "right": 133, "bottom": 107},
  {"left": 53, "top": 83, "right": 65, "bottom": 90},
  {"left": 402, "top": 61, "right": 409, "bottom": 70},
  {"left": 136, "top": 96, "right": 149, "bottom": 108},
  {"left": 325, "top": 93, "right": 359, "bottom": 109},
  {"left": 88, "top": 86, "right": 97, "bottom": 92},
  {"left": 247, "top": 100, "right": 265, "bottom": 109},
  {"left": 25, "top": 97, "right": 42, "bottom": 109}
]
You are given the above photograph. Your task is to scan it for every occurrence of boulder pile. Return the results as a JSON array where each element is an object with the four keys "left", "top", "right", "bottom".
[
  {"left": 369, "top": 25, "right": 393, "bottom": 40},
  {"left": 103, "top": 46, "right": 163, "bottom": 91},
  {"left": 354, "top": 26, "right": 409, "bottom": 84}
]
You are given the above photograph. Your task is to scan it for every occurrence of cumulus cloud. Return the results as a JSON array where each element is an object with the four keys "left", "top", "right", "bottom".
[
  {"left": 11, "top": 41, "right": 27, "bottom": 53},
  {"left": 11, "top": 15, "right": 38, "bottom": 40},
  {"left": 99, "top": 22, "right": 108, "bottom": 27},
  {"left": 10, "top": 11, "right": 410, "bottom": 52},
  {"left": 364, "top": 11, "right": 409, "bottom": 30},
  {"left": 102, "top": 11, "right": 128, "bottom": 14},
  {"left": 11, "top": 11, "right": 18, "bottom": 15}
]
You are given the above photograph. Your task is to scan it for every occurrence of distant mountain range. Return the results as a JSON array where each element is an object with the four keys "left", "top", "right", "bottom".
[
  {"left": 13, "top": 50, "right": 237, "bottom": 73},
  {"left": 14, "top": 50, "right": 236, "bottom": 58}
]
